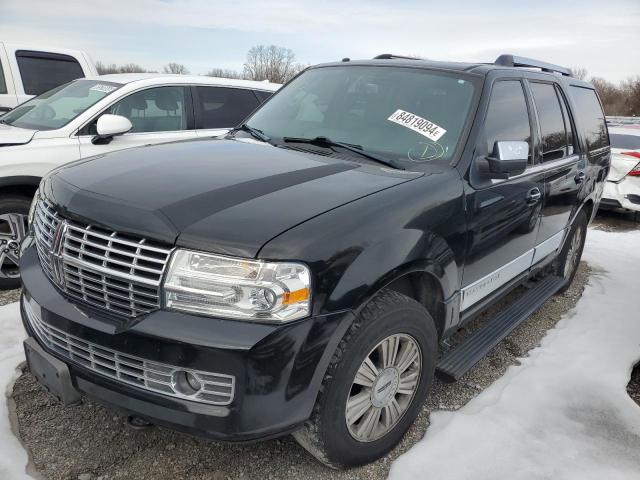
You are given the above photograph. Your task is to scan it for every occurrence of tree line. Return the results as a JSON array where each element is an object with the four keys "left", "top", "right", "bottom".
[
  {"left": 96, "top": 45, "right": 307, "bottom": 84},
  {"left": 570, "top": 67, "right": 639, "bottom": 116}
]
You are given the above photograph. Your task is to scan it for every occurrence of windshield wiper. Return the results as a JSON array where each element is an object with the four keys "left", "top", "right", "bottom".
[
  {"left": 229, "top": 124, "right": 272, "bottom": 143},
  {"left": 282, "top": 136, "right": 403, "bottom": 170}
]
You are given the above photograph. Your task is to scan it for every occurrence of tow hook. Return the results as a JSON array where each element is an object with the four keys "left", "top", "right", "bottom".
[{"left": 126, "top": 415, "right": 154, "bottom": 430}]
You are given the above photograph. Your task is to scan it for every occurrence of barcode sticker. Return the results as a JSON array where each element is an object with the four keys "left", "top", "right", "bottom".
[
  {"left": 387, "top": 109, "right": 446, "bottom": 141},
  {"left": 90, "top": 84, "right": 117, "bottom": 93}
]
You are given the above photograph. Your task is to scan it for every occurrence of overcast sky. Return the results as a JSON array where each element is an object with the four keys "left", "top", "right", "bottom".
[{"left": 2, "top": 0, "right": 639, "bottom": 83}]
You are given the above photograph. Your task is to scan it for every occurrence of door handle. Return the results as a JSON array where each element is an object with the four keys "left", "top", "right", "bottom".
[
  {"left": 526, "top": 188, "right": 541, "bottom": 205},
  {"left": 575, "top": 171, "right": 586, "bottom": 184}
]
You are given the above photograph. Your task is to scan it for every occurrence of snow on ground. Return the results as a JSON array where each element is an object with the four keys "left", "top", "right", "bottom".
[
  {"left": 390, "top": 227, "right": 640, "bottom": 480},
  {"left": 0, "top": 302, "right": 30, "bottom": 479}
]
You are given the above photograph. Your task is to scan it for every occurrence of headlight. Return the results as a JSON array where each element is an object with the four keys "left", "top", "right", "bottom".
[
  {"left": 28, "top": 189, "right": 39, "bottom": 227},
  {"left": 163, "top": 250, "right": 311, "bottom": 322}
]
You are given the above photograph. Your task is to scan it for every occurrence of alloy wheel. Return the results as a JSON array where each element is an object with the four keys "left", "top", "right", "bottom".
[
  {"left": 0, "top": 213, "right": 28, "bottom": 279},
  {"left": 345, "top": 333, "right": 422, "bottom": 442}
]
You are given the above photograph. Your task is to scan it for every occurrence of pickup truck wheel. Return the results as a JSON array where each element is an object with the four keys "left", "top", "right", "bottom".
[
  {"left": 0, "top": 196, "right": 31, "bottom": 290},
  {"left": 555, "top": 209, "right": 587, "bottom": 293},
  {"left": 293, "top": 289, "right": 437, "bottom": 469}
]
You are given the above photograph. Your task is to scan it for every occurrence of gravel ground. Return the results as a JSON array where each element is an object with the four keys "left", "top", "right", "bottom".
[{"left": 6, "top": 210, "right": 638, "bottom": 480}]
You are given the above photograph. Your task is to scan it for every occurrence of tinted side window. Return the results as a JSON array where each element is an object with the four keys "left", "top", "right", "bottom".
[
  {"left": 254, "top": 90, "right": 273, "bottom": 103},
  {"left": 570, "top": 86, "right": 608, "bottom": 151},
  {"left": 556, "top": 87, "right": 577, "bottom": 156},
  {"left": 16, "top": 51, "right": 84, "bottom": 96},
  {"left": 483, "top": 80, "right": 532, "bottom": 162},
  {"left": 530, "top": 82, "right": 567, "bottom": 162},
  {"left": 107, "top": 86, "right": 188, "bottom": 133},
  {"left": 0, "top": 59, "right": 6, "bottom": 94},
  {"left": 609, "top": 133, "right": 640, "bottom": 150},
  {"left": 196, "top": 87, "right": 260, "bottom": 128}
]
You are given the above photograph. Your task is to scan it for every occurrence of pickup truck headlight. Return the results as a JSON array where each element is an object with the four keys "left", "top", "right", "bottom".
[
  {"left": 163, "top": 250, "right": 311, "bottom": 322},
  {"left": 28, "top": 189, "right": 39, "bottom": 228}
]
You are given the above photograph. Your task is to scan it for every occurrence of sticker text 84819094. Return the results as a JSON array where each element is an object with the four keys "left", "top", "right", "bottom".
[{"left": 387, "top": 109, "right": 446, "bottom": 142}]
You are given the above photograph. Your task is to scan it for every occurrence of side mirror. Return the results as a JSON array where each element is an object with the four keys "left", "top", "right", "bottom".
[
  {"left": 486, "top": 141, "right": 529, "bottom": 179},
  {"left": 92, "top": 114, "right": 132, "bottom": 145}
]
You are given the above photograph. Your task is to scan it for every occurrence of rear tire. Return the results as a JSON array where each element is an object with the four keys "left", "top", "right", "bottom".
[
  {"left": 0, "top": 196, "right": 31, "bottom": 290},
  {"left": 293, "top": 289, "right": 438, "bottom": 469},
  {"left": 554, "top": 209, "right": 587, "bottom": 293}
]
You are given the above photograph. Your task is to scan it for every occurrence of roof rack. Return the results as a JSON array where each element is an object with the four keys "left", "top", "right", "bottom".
[
  {"left": 494, "top": 54, "right": 571, "bottom": 76},
  {"left": 373, "top": 53, "right": 425, "bottom": 61}
]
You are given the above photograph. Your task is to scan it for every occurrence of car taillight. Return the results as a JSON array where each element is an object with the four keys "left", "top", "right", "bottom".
[{"left": 622, "top": 152, "right": 640, "bottom": 177}]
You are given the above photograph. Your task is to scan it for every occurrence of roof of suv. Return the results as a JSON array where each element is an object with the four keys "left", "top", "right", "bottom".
[
  {"left": 87, "top": 73, "right": 281, "bottom": 91},
  {"left": 314, "top": 57, "right": 594, "bottom": 88}
]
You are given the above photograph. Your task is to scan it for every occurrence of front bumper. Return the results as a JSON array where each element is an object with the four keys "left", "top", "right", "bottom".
[
  {"left": 20, "top": 242, "right": 354, "bottom": 441},
  {"left": 602, "top": 177, "right": 640, "bottom": 212}
]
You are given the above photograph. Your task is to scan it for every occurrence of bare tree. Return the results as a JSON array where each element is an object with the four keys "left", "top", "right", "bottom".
[
  {"left": 569, "top": 66, "right": 589, "bottom": 80},
  {"left": 243, "top": 45, "right": 306, "bottom": 83},
  {"left": 96, "top": 61, "right": 150, "bottom": 74},
  {"left": 206, "top": 67, "right": 245, "bottom": 79},
  {"left": 163, "top": 63, "right": 189, "bottom": 75}
]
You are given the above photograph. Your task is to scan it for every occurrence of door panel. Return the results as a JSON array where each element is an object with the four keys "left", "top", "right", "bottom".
[
  {"left": 529, "top": 82, "right": 583, "bottom": 249},
  {"left": 462, "top": 171, "right": 545, "bottom": 309},
  {"left": 462, "top": 79, "right": 542, "bottom": 310}
]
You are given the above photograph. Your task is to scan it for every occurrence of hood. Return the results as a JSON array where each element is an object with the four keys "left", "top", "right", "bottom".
[
  {"left": 44, "top": 139, "right": 420, "bottom": 258},
  {"left": 0, "top": 122, "right": 36, "bottom": 146}
]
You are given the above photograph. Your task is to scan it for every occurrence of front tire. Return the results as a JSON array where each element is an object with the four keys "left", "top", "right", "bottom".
[
  {"left": 293, "top": 290, "right": 438, "bottom": 468},
  {"left": 554, "top": 209, "right": 587, "bottom": 293},
  {"left": 0, "top": 196, "right": 31, "bottom": 290}
]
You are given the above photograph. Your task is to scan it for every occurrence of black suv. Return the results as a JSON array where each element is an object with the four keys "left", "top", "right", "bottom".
[{"left": 20, "top": 54, "right": 609, "bottom": 468}]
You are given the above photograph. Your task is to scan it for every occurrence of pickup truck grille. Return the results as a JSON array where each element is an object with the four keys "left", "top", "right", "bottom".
[
  {"left": 32, "top": 198, "right": 172, "bottom": 317},
  {"left": 24, "top": 297, "right": 235, "bottom": 405}
]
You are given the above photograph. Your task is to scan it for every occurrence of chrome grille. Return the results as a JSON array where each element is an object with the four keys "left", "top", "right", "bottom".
[
  {"left": 24, "top": 297, "right": 235, "bottom": 405},
  {"left": 32, "top": 198, "right": 61, "bottom": 282},
  {"left": 32, "top": 198, "right": 172, "bottom": 317}
]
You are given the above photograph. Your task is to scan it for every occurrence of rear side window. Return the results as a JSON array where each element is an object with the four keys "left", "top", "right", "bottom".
[
  {"left": 483, "top": 80, "right": 532, "bottom": 162},
  {"left": 254, "top": 90, "right": 273, "bottom": 103},
  {"left": 570, "top": 86, "right": 608, "bottom": 151},
  {"left": 0, "top": 59, "right": 6, "bottom": 94},
  {"left": 530, "top": 82, "right": 567, "bottom": 162},
  {"left": 195, "top": 86, "right": 260, "bottom": 129},
  {"left": 16, "top": 51, "right": 85, "bottom": 96},
  {"left": 609, "top": 133, "right": 640, "bottom": 150}
]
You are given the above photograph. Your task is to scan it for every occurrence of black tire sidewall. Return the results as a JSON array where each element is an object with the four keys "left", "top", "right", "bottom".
[
  {"left": 556, "top": 209, "right": 587, "bottom": 290},
  {"left": 316, "top": 294, "right": 437, "bottom": 467},
  {"left": 0, "top": 195, "right": 31, "bottom": 289}
]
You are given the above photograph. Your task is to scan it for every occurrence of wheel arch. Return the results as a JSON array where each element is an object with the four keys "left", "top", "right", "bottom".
[{"left": 0, "top": 176, "right": 41, "bottom": 200}]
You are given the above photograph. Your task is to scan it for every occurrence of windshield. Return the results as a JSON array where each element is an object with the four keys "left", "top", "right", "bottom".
[
  {"left": 2, "top": 79, "right": 122, "bottom": 131},
  {"left": 247, "top": 65, "right": 477, "bottom": 165}
]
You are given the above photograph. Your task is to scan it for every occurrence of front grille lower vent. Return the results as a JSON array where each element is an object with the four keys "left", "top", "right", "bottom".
[{"left": 24, "top": 297, "right": 235, "bottom": 405}]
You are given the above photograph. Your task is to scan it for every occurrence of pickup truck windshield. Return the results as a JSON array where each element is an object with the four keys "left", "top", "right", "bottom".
[
  {"left": 2, "top": 79, "right": 122, "bottom": 131},
  {"left": 247, "top": 65, "right": 477, "bottom": 164}
]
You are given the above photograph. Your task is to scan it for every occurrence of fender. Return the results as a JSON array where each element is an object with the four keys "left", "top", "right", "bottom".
[{"left": 328, "top": 228, "right": 458, "bottom": 314}]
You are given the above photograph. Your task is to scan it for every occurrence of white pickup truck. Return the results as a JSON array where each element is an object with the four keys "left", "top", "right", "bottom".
[{"left": 0, "top": 42, "right": 97, "bottom": 113}]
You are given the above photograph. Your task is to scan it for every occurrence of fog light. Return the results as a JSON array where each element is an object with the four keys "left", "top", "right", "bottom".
[{"left": 172, "top": 370, "right": 203, "bottom": 396}]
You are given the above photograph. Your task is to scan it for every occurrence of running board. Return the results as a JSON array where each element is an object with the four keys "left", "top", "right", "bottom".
[{"left": 437, "top": 275, "right": 565, "bottom": 382}]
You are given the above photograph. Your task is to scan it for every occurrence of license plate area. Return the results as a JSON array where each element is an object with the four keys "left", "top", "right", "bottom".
[{"left": 24, "top": 337, "right": 81, "bottom": 406}]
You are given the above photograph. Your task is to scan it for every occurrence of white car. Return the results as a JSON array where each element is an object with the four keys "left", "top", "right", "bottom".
[
  {"left": 601, "top": 125, "right": 640, "bottom": 214},
  {"left": 0, "top": 74, "right": 279, "bottom": 287},
  {"left": 0, "top": 42, "right": 97, "bottom": 113}
]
